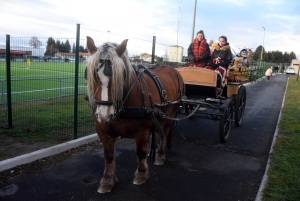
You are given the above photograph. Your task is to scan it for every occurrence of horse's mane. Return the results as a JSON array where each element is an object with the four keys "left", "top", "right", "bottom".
[{"left": 86, "top": 42, "right": 135, "bottom": 110}]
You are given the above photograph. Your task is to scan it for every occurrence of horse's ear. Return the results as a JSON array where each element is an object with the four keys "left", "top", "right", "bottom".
[
  {"left": 115, "top": 39, "right": 128, "bottom": 57},
  {"left": 86, "top": 36, "right": 97, "bottom": 54}
]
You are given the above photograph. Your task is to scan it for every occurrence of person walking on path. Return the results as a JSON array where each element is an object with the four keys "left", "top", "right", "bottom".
[{"left": 265, "top": 66, "right": 272, "bottom": 81}]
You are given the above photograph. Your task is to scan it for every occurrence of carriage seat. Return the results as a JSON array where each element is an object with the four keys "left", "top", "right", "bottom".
[{"left": 176, "top": 67, "right": 218, "bottom": 98}]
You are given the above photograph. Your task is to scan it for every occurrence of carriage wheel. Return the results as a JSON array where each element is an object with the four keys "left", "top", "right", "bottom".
[
  {"left": 234, "top": 86, "right": 246, "bottom": 127},
  {"left": 219, "top": 99, "right": 233, "bottom": 143}
]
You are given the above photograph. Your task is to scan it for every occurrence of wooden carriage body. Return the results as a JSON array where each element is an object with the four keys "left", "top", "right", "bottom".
[
  {"left": 175, "top": 67, "right": 247, "bottom": 143},
  {"left": 176, "top": 67, "right": 242, "bottom": 98}
]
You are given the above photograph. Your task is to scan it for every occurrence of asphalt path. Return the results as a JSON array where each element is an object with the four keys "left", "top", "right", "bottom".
[{"left": 0, "top": 74, "right": 289, "bottom": 201}]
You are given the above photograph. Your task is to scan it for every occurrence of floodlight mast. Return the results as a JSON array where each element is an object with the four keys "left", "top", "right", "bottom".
[{"left": 190, "top": 0, "right": 197, "bottom": 43}]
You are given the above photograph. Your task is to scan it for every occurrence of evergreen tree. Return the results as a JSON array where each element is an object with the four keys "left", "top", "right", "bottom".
[
  {"left": 275, "top": 51, "right": 283, "bottom": 62},
  {"left": 264, "top": 51, "right": 271, "bottom": 62},
  {"left": 283, "top": 52, "right": 290, "bottom": 63},
  {"left": 289, "top": 51, "right": 297, "bottom": 61},
  {"left": 78, "top": 45, "right": 88, "bottom": 52},
  {"left": 60, "top": 42, "right": 65, "bottom": 52},
  {"left": 72, "top": 43, "right": 76, "bottom": 53},
  {"left": 270, "top": 51, "right": 276, "bottom": 62},
  {"left": 55, "top": 40, "right": 61, "bottom": 53},
  {"left": 44, "top": 37, "right": 56, "bottom": 56},
  {"left": 64, "top": 40, "right": 71, "bottom": 53},
  {"left": 252, "top": 46, "right": 297, "bottom": 63},
  {"left": 253, "top": 45, "right": 265, "bottom": 60}
]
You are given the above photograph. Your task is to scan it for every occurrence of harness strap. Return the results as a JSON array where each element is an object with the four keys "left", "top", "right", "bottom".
[
  {"left": 162, "top": 104, "right": 201, "bottom": 121},
  {"left": 121, "top": 69, "right": 144, "bottom": 107},
  {"left": 138, "top": 65, "right": 166, "bottom": 102},
  {"left": 150, "top": 112, "right": 165, "bottom": 140},
  {"left": 94, "top": 100, "right": 113, "bottom": 105},
  {"left": 154, "top": 99, "right": 181, "bottom": 107}
]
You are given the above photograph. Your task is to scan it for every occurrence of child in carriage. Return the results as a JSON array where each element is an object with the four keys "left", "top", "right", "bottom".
[
  {"left": 206, "top": 36, "right": 232, "bottom": 95},
  {"left": 227, "top": 48, "right": 252, "bottom": 82},
  {"left": 233, "top": 49, "right": 249, "bottom": 67}
]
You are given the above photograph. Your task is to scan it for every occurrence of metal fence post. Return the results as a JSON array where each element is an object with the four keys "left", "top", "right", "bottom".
[
  {"left": 6, "top": 35, "right": 12, "bottom": 128},
  {"left": 59, "top": 77, "right": 62, "bottom": 97},
  {"left": 151, "top": 36, "right": 156, "bottom": 64},
  {"left": 73, "top": 24, "right": 80, "bottom": 139},
  {"left": 1, "top": 80, "right": 4, "bottom": 104}
]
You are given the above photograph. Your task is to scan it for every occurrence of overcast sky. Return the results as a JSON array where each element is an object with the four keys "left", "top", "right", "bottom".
[{"left": 1, "top": 0, "right": 299, "bottom": 58}]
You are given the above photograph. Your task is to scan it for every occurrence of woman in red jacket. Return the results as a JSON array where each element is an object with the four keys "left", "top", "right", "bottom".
[{"left": 187, "top": 30, "right": 210, "bottom": 67}]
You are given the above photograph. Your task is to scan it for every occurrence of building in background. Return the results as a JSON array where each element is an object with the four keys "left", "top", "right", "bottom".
[
  {"left": 168, "top": 45, "right": 183, "bottom": 62},
  {"left": 0, "top": 44, "right": 45, "bottom": 61},
  {"left": 290, "top": 59, "right": 300, "bottom": 75},
  {"left": 130, "top": 53, "right": 157, "bottom": 64}
]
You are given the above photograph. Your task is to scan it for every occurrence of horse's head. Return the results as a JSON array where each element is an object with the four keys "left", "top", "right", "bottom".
[{"left": 86, "top": 36, "right": 134, "bottom": 124}]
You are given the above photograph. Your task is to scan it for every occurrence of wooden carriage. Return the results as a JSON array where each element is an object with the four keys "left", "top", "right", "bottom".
[{"left": 176, "top": 67, "right": 247, "bottom": 143}]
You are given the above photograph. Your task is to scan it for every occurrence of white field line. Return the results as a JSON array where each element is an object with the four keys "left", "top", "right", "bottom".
[
  {"left": 0, "top": 65, "right": 85, "bottom": 79},
  {"left": 2, "top": 86, "right": 86, "bottom": 95}
]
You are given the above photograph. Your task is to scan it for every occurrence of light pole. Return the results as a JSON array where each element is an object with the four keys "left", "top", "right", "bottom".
[
  {"left": 260, "top": 27, "right": 265, "bottom": 67},
  {"left": 177, "top": 7, "right": 180, "bottom": 63},
  {"left": 190, "top": 0, "right": 197, "bottom": 43}
]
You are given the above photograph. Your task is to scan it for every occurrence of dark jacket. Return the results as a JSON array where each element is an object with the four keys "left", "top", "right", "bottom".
[
  {"left": 209, "top": 43, "right": 232, "bottom": 68},
  {"left": 187, "top": 41, "right": 210, "bottom": 62}
]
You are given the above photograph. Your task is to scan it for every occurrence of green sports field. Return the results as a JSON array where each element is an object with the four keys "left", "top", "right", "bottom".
[{"left": 0, "top": 61, "right": 87, "bottom": 103}]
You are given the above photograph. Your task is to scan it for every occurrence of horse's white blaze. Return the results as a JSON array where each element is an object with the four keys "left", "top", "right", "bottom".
[{"left": 95, "top": 67, "right": 114, "bottom": 123}]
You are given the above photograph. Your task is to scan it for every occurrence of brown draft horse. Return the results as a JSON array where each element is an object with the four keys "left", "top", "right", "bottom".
[{"left": 85, "top": 36, "right": 184, "bottom": 193}]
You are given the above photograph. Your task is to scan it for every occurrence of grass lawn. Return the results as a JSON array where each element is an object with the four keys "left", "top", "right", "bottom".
[
  {"left": 0, "top": 95, "right": 95, "bottom": 141},
  {"left": 263, "top": 76, "right": 300, "bottom": 200},
  {"left": 0, "top": 61, "right": 87, "bottom": 102},
  {"left": 0, "top": 61, "right": 94, "bottom": 141}
]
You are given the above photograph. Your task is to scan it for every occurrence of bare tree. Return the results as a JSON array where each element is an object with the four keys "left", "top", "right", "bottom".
[
  {"left": 208, "top": 40, "right": 214, "bottom": 47},
  {"left": 164, "top": 48, "right": 169, "bottom": 61},
  {"left": 29, "top": 36, "right": 42, "bottom": 48}
]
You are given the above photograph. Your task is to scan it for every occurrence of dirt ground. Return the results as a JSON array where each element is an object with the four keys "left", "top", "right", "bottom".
[{"left": 0, "top": 135, "right": 60, "bottom": 161}]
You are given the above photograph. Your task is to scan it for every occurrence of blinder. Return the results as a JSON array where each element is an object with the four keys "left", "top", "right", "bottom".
[{"left": 100, "top": 60, "right": 112, "bottom": 77}]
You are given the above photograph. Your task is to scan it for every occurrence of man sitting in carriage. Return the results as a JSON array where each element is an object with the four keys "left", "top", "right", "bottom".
[
  {"left": 206, "top": 36, "right": 232, "bottom": 95},
  {"left": 187, "top": 30, "right": 210, "bottom": 67}
]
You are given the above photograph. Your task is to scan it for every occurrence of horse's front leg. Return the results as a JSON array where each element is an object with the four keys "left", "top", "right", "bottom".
[
  {"left": 96, "top": 127, "right": 117, "bottom": 193},
  {"left": 133, "top": 131, "right": 150, "bottom": 185}
]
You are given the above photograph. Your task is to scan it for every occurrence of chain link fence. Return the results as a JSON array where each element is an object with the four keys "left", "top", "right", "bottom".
[
  {"left": 0, "top": 25, "right": 171, "bottom": 142},
  {"left": 0, "top": 24, "right": 289, "bottom": 142}
]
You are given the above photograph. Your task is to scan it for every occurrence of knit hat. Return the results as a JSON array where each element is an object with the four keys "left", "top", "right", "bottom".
[
  {"left": 196, "top": 30, "right": 205, "bottom": 39},
  {"left": 240, "top": 49, "right": 247, "bottom": 53}
]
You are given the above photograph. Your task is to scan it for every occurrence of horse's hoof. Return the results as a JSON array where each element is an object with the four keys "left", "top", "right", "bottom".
[
  {"left": 154, "top": 158, "right": 165, "bottom": 166},
  {"left": 133, "top": 177, "right": 147, "bottom": 185},
  {"left": 97, "top": 185, "right": 112, "bottom": 194}
]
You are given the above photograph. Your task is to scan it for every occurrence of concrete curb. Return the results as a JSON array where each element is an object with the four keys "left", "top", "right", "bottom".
[
  {"left": 0, "top": 133, "right": 99, "bottom": 172},
  {"left": 255, "top": 76, "right": 289, "bottom": 201}
]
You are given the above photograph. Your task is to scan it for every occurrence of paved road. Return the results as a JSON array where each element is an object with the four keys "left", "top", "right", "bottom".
[{"left": 0, "top": 74, "right": 289, "bottom": 201}]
